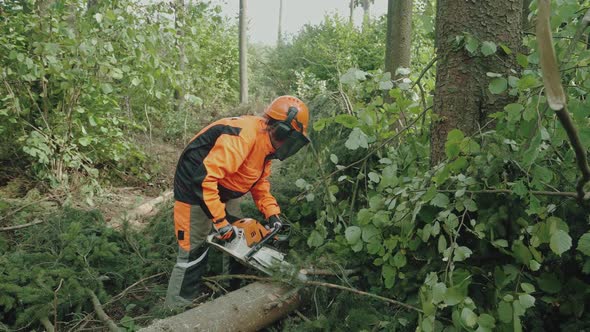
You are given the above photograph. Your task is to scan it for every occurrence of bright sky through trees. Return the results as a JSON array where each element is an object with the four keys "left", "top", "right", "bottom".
[{"left": 213, "top": 0, "right": 388, "bottom": 45}]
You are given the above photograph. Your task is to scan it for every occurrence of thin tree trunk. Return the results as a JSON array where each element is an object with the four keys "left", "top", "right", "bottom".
[
  {"left": 277, "top": 0, "right": 283, "bottom": 46},
  {"left": 349, "top": 0, "right": 354, "bottom": 25},
  {"left": 174, "top": 0, "right": 185, "bottom": 113},
  {"left": 431, "top": 0, "right": 522, "bottom": 165},
  {"left": 385, "top": 0, "right": 413, "bottom": 78},
  {"left": 362, "top": 0, "right": 371, "bottom": 27},
  {"left": 239, "top": 0, "right": 248, "bottom": 104}
]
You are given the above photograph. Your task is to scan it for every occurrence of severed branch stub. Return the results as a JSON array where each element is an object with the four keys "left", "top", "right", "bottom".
[{"left": 537, "top": 0, "right": 590, "bottom": 203}]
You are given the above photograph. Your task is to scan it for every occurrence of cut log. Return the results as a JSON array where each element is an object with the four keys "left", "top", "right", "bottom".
[
  {"left": 139, "top": 282, "right": 300, "bottom": 332},
  {"left": 111, "top": 190, "right": 173, "bottom": 229}
]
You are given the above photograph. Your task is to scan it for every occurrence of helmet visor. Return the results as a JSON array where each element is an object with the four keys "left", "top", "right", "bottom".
[{"left": 273, "top": 130, "right": 310, "bottom": 161}]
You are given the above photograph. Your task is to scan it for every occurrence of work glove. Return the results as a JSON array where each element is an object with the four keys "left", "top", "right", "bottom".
[
  {"left": 268, "top": 214, "right": 282, "bottom": 230},
  {"left": 214, "top": 219, "right": 235, "bottom": 241}
]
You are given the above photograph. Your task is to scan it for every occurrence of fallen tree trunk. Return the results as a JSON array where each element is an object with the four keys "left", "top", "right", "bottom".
[{"left": 139, "top": 282, "right": 300, "bottom": 332}]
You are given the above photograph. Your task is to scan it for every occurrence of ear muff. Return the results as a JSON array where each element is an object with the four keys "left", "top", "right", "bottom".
[{"left": 273, "top": 107, "right": 299, "bottom": 141}]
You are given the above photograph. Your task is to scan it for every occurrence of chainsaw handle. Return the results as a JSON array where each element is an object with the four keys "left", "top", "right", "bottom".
[{"left": 245, "top": 224, "right": 282, "bottom": 259}]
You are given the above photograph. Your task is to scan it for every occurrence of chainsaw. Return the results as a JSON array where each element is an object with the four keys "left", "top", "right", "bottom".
[{"left": 206, "top": 218, "right": 298, "bottom": 276}]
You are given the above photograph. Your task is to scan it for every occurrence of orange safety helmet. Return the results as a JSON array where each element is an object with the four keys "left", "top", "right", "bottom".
[
  {"left": 264, "top": 96, "right": 311, "bottom": 160},
  {"left": 265, "top": 96, "right": 310, "bottom": 136}
]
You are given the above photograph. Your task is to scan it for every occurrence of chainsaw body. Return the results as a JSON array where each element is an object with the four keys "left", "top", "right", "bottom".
[{"left": 206, "top": 218, "right": 289, "bottom": 275}]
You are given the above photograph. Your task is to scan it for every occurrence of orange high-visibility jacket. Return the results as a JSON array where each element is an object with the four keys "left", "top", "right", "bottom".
[{"left": 174, "top": 115, "right": 280, "bottom": 223}]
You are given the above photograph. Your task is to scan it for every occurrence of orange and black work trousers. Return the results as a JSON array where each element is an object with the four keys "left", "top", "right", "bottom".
[{"left": 165, "top": 198, "right": 242, "bottom": 307}]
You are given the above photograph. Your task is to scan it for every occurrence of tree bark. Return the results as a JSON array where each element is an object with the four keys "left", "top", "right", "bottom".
[
  {"left": 239, "top": 0, "right": 248, "bottom": 104},
  {"left": 349, "top": 0, "right": 354, "bottom": 25},
  {"left": 385, "top": 0, "right": 413, "bottom": 79},
  {"left": 139, "top": 282, "right": 300, "bottom": 332},
  {"left": 362, "top": 0, "right": 371, "bottom": 26},
  {"left": 174, "top": 0, "right": 185, "bottom": 113},
  {"left": 430, "top": 0, "right": 522, "bottom": 165},
  {"left": 277, "top": 0, "right": 283, "bottom": 47}
]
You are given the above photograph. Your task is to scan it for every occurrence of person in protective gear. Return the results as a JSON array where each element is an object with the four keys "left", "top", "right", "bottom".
[{"left": 165, "top": 95, "right": 310, "bottom": 307}]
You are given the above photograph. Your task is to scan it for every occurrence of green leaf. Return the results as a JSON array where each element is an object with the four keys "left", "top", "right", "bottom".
[
  {"left": 478, "top": 314, "right": 496, "bottom": 328},
  {"left": 78, "top": 137, "right": 92, "bottom": 147},
  {"left": 498, "top": 301, "right": 513, "bottom": 323},
  {"left": 131, "top": 77, "right": 141, "bottom": 86},
  {"left": 368, "top": 172, "right": 380, "bottom": 183},
  {"left": 518, "top": 294, "right": 535, "bottom": 309},
  {"left": 512, "top": 241, "right": 532, "bottom": 264},
  {"left": 517, "top": 74, "right": 539, "bottom": 90},
  {"left": 453, "top": 246, "right": 473, "bottom": 262},
  {"left": 577, "top": 233, "right": 590, "bottom": 256},
  {"left": 461, "top": 308, "right": 477, "bottom": 328},
  {"left": 550, "top": 230, "right": 572, "bottom": 256},
  {"left": 361, "top": 225, "right": 380, "bottom": 242},
  {"left": 431, "top": 193, "right": 449, "bottom": 208},
  {"left": 330, "top": 154, "right": 338, "bottom": 164},
  {"left": 345, "top": 226, "right": 362, "bottom": 244},
  {"left": 489, "top": 77, "right": 508, "bottom": 94},
  {"left": 101, "top": 83, "right": 113, "bottom": 94},
  {"left": 344, "top": 128, "right": 369, "bottom": 150},
  {"left": 463, "top": 198, "right": 477, "bottom": 212},
  {"left": 307, "top": 230, "right": 324, "bottom": 247},
  {"left": 465, "top": 36, "right": 479, "bottom": 54},
  {"left": 382, "top": 264, "right": 396, "bottom": 288},
  {"left": 481, "top": 41, "right": 497, "bottom": 56},
  {"left": 517, "top": 53, "right": 529, "bottom": 67},
  {"left": 500, "top": 43, "right": 513, "bottom": 55},
  {"left": 432, "top": 282, "right": 447, "bottom": 304},
  {"left": 504, "top": 103, "right": 524, "bottom": 122},
  {"left": 448, "top": 129, "right": 465, "bottom": 142},
  {"left": 492, "top": 239, "right": 508, "bottom": 248},
  {"left": 340, "top": 68, "right": 367, "bottom": 85},
  {"left": 444, "top": 286, "right": 464, "bottom": 305},
  {"left": 438, "top": 235, "right": 447, "bottom": 253},
  {"left": 521, "top": 283, "right": 535, "bottom": 294},
  {"left": 334, "top": 114, "right": 358, "bottom": 128},
  {"left": 392, "top": 251, "right": 407, "bottom": 268}
]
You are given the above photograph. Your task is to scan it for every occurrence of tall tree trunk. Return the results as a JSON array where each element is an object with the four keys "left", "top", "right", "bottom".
[
  {"left": 385, "top": 0, "right": 413, "bottom": 78},
  {"left": 362, "top": 0, "right": 371, "bottom": 26},
  {"left": 430, "top": 0, "right": 522, "bottom": 165},
  {"left": 174, "top": 0, "right": 185, "bottom": 113},
  {"left": 277, "top": 0, "right": 283, "bottom": 47},
  {"left": 349, "top": 0, "right": 354, "bottom": 25},
  {"left": 239, "top": 0, "right": 248, "bottom": 104}
]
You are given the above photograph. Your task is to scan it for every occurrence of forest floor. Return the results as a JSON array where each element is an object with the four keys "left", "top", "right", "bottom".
[{"left": 0, "top": 138, "right": 181, "bottom": 230}]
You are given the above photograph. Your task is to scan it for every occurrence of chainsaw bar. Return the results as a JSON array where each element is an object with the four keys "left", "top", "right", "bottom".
[{"left": 206, "top": 227, "right": 290, "bottom": 276}]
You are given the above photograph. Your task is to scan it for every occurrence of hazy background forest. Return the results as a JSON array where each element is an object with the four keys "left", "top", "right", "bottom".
[{"left": 1, "top": 0, "right": 590, "bottom": 331}]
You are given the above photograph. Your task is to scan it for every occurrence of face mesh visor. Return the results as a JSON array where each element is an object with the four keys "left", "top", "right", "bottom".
[{"left": 274, "top": 130, "right": 310, "bottom": 161}]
